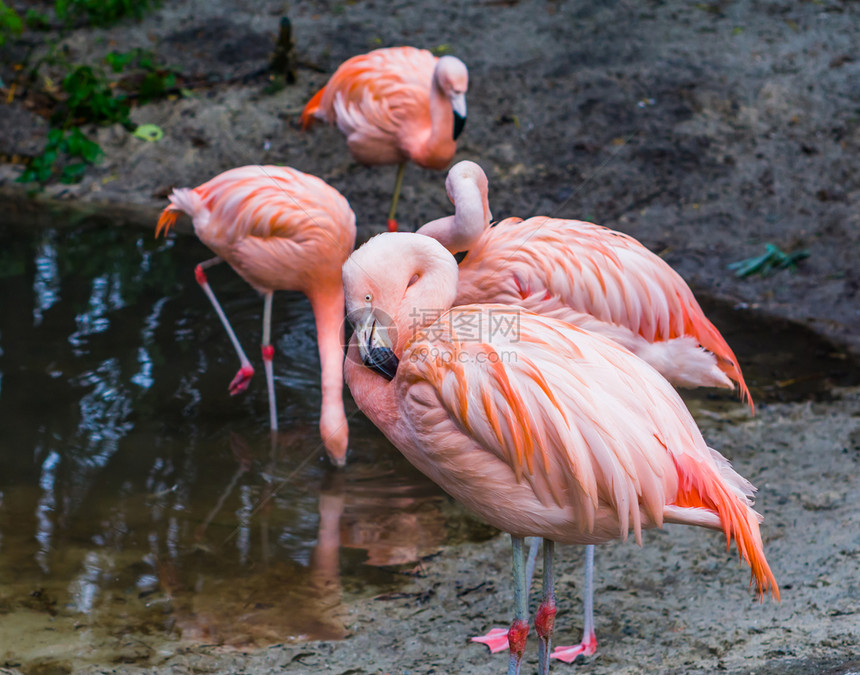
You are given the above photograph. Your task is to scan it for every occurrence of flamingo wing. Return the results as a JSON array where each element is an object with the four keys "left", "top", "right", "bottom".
[
  {"left": 400, "top": 305, "right": 702, "bottom": 537},
  {"left": 397, "top": 304, "right": 776, "bottom": 598},
  {"left": 459, "top": 217, "right": 751, "bottom": 404},
  {"left": 301, "top": 47, "right": 437, "bottom": 158},
  {"left": 159, "top": 166, "right": 356, "bottom": 292}
]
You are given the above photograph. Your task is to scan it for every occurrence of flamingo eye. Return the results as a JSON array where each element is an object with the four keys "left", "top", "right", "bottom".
[
  {"left": 407, "top": 274, "right": 419, "bottom": 288},
  {"left": 364, "top": 293, "right": 372, "bottom": 303}
]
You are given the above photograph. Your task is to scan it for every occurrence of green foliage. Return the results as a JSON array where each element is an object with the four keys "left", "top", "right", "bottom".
[
  {"left": 6, "top": 1, "right": 177, "bottom": 186},
  {"left": 106, "top": 48, "right": 179, "bottom": 103},
  {"left": 17, "top": 47, "right": 178, "bottom": 185},
  {"left": 0, "top": 1, "right": 23, "bottom": 46},
  {"left": 24, "top": 9, "right": 52, "bottom": 29},
  {"left": 54, "top": 0, "right": 158, "bottom": 28},
  {"left": 17, "top": 127, "right": 103, "bottom": 184},
  {"left": 61, "top": 64, "right": 131, "bottom": 125}
]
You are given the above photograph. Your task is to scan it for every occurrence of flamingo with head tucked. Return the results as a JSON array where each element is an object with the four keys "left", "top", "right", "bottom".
[
  {"left": 301, "top": 46, "right": 468, "bottom": 232},
  {"left": 342, "top": 232, "right": 778, "bottom": 674},
  {"left": 415, "top": 161, "right": 755, "bottom": 662},
  {"left": 156, "top": 165, "right": 356, "bottom": 466},
  {"left": 419, "top": 160, "right": 752, "bottom": 402}
]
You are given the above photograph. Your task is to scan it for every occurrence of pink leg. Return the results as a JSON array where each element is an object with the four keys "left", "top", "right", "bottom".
[
  {"left": 260, "top": 291, "right": 278, "bottom": 431},
  {"left": 195, "top": 258, "right": 255, "bottom": 395},
  {"left": 507, "top": 536, "right": 529, "bottom": 675},
  {"left": 536, "top": 540, "right": 557, "bottom": 675},
  {"left": 551, "top": 545, "right": 598, "bottom": 664},
  {"left": 471, "top": 537, "right": 540, "bottom": 653}
]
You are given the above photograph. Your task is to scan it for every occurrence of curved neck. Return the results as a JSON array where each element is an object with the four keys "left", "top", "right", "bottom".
[
  {"left": 344, "top": 341, "right": 401, "bottom": 433},
  {"left": 416, "top": 175, "right": 489, "bottom": 254},
  {"left": 407, "top": 69, "right": 455, "bottom": 169},
  {"left": 308, "top": 285, "right": 349, "bottom": 463}
]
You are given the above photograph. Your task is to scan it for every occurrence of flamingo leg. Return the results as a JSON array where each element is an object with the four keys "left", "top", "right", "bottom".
[
  {"left": 261, "top": 291, "right": 278, "bottom": 431},
  {"left": 471, "top": 537, "right": 540, "bottom": 653},
  {"left": 194, "top": 257, "right": 255, "bottom": 395},
  {"left": 551, "top": 544, "right": 598, "bottom": 664},
  {"left": 507, "top": 536, "right": 529, "bottom": 675},
  {"left": 536, "top": 540, "right": 557, "bottom": 675},
  {"left": 387, "top": 162, "right": 406, "bottom": 232}
]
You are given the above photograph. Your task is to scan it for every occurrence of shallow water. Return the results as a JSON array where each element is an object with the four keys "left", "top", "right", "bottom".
[
  {"left": 0, "top": 217, "right": 494, "bottom": 670},
  {"left": 0, "top": 215, "right": 858, "bottom": 671}
]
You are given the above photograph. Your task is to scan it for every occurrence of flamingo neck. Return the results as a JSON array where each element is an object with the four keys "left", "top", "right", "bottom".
[
  {"left": 408, "top": 67, "right": 456, "bottom": 170},
  {"left": 343, "top": 340, "right": 401, "bottom": 433},
  {"left": 416, "top": 175, "right": 489, "bottom": 254},
  {"left": 308, "top": 286, "right": 349, "bottom": 466}
]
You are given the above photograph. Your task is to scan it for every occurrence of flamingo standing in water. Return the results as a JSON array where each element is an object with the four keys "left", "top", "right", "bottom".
[
  {"left": 156, "top": 165, "right": 356, "bottom": 466},
  {"left": 301, "top": 46, "right": 469, "bottom": 232},
  {"left": 416, "top": 160, "right": 755, "bottom": 661},
  {"left": 342, "top": 232, "right": 778, "bottom": 674}
]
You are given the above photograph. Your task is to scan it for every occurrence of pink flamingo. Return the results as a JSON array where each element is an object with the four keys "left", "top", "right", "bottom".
[
  {"left": 342, "top": 232, "right": 778, "bottom": 674},
  {"left": 417, "top": 160, "right": 755, "bottom": 661},
  {"left": 301, "top": 46, "right": 469, "bottom": 232},
  {"left": 419, "top": 160, "right": 752, "bottom": 402},
  {"left": 156, "top": 165, "right": 356, "bottom": 466}
]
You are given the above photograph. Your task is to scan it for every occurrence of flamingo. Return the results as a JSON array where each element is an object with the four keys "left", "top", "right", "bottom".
[
  {"left": 156, "top": 165, "right": 356, "bottom": 466},
  {"left": 300, "top": 46, "right": 468, "bottom": 232},
  {"left": 342, "top": 232, "right": 778, "bottom": 674},
  {"left": 419, "top": 160, "right": 752, "bottom": 402},
  {"left": 416, "top": 160, "right": 755, "bottom": 661}
]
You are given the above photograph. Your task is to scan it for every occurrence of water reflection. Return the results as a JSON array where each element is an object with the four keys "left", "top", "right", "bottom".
[
  {"left": 32, "top": 230, "right": 59, "bottom": 326},
  {"left": 0, "top": 218, "right": 492, "bottom": 669}
]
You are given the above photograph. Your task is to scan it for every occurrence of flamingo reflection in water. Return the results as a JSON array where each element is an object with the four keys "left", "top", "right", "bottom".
[{"left": 155, "top": 431, "right": 451, "bottom": 647}]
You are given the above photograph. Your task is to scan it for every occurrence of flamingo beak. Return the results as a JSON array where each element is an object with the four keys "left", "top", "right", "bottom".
[
  {"left": 353, "top": 310, "right": 399, "bottom": 381},
  {"left": 451, "top": 94, "right": 467, "bottom": 140}
]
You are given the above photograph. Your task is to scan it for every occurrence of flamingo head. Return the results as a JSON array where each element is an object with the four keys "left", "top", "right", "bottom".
[
  {"left": 436, "top": 56, "right": 469, "bottom": 140},
  {"left": 342, "top": 233, "right": 459, "bottom": 381}
]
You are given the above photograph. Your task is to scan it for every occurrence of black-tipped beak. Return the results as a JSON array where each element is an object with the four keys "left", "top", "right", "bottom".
[
  {"left": 363, "top": 346, "right": 399, "bottom": 381},
  {"left": 453, "top": 111, "right": 466, "bottom": 140}
]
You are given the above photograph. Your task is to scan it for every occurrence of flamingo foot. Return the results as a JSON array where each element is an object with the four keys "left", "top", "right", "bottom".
[
  {"left": 229, "top": 365, "right": 255, "bottom": 395},
  {"left": 470, "top": 627, "right": 509, "bottom": 653},
  {"left": 387, "top": 218, "right": 398, "bottom": 232},
  {"left": 551, "top": 633, "right": 597, "bottom": 664}
]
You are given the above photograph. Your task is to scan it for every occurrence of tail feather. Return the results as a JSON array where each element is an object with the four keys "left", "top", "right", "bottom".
[
  {"left": 671, "top": 454, "right": 779, "bottom": 601},
  {"left": 301, "top": 86, "right": 327, "bottom": 130},
  {"left": 156, "top": 188, "right": 204, "bottom": 237},
  {"left": 692, "top": 312, "right": 755, "bottom": 413}
]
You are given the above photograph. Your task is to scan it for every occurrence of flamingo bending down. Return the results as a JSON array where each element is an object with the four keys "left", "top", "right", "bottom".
[
  {"left": 156, "top": 165, "right": 356, "bottom": 466},
  {"left": 342, "top": 233, "right": 778, "bottom": 675},
  {"left": 301, "top": 46, "right": 468, "bottom": 232},
  {"left": 417, "top": 160, "right": 755, "bottom": 660}
]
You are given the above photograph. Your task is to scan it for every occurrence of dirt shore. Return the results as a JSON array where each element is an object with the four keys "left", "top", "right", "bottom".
[{"left": 2, "top": 0, "right": 859, "bottom": 673}]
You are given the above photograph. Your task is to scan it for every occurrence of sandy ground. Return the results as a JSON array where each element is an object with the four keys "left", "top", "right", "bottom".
[{"left": 2, "top": 0, "right": 860, "bottom": 673}]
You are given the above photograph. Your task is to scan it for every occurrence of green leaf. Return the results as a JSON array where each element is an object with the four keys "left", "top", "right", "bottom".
[
  {"left": 0, "top": 1, "right": 23, "bottom": 46},
  {"left": 24, "top": 9, "right": 51, "bottom": 29},
  {"left": 133, "top": 123, "right": 163, "bottom": 142},
  {"left": 61, "top": 162, "right": 88, "bottom": 183},
  {"left": 105, "top": 50, "right": 136, "bottom": 73}
]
